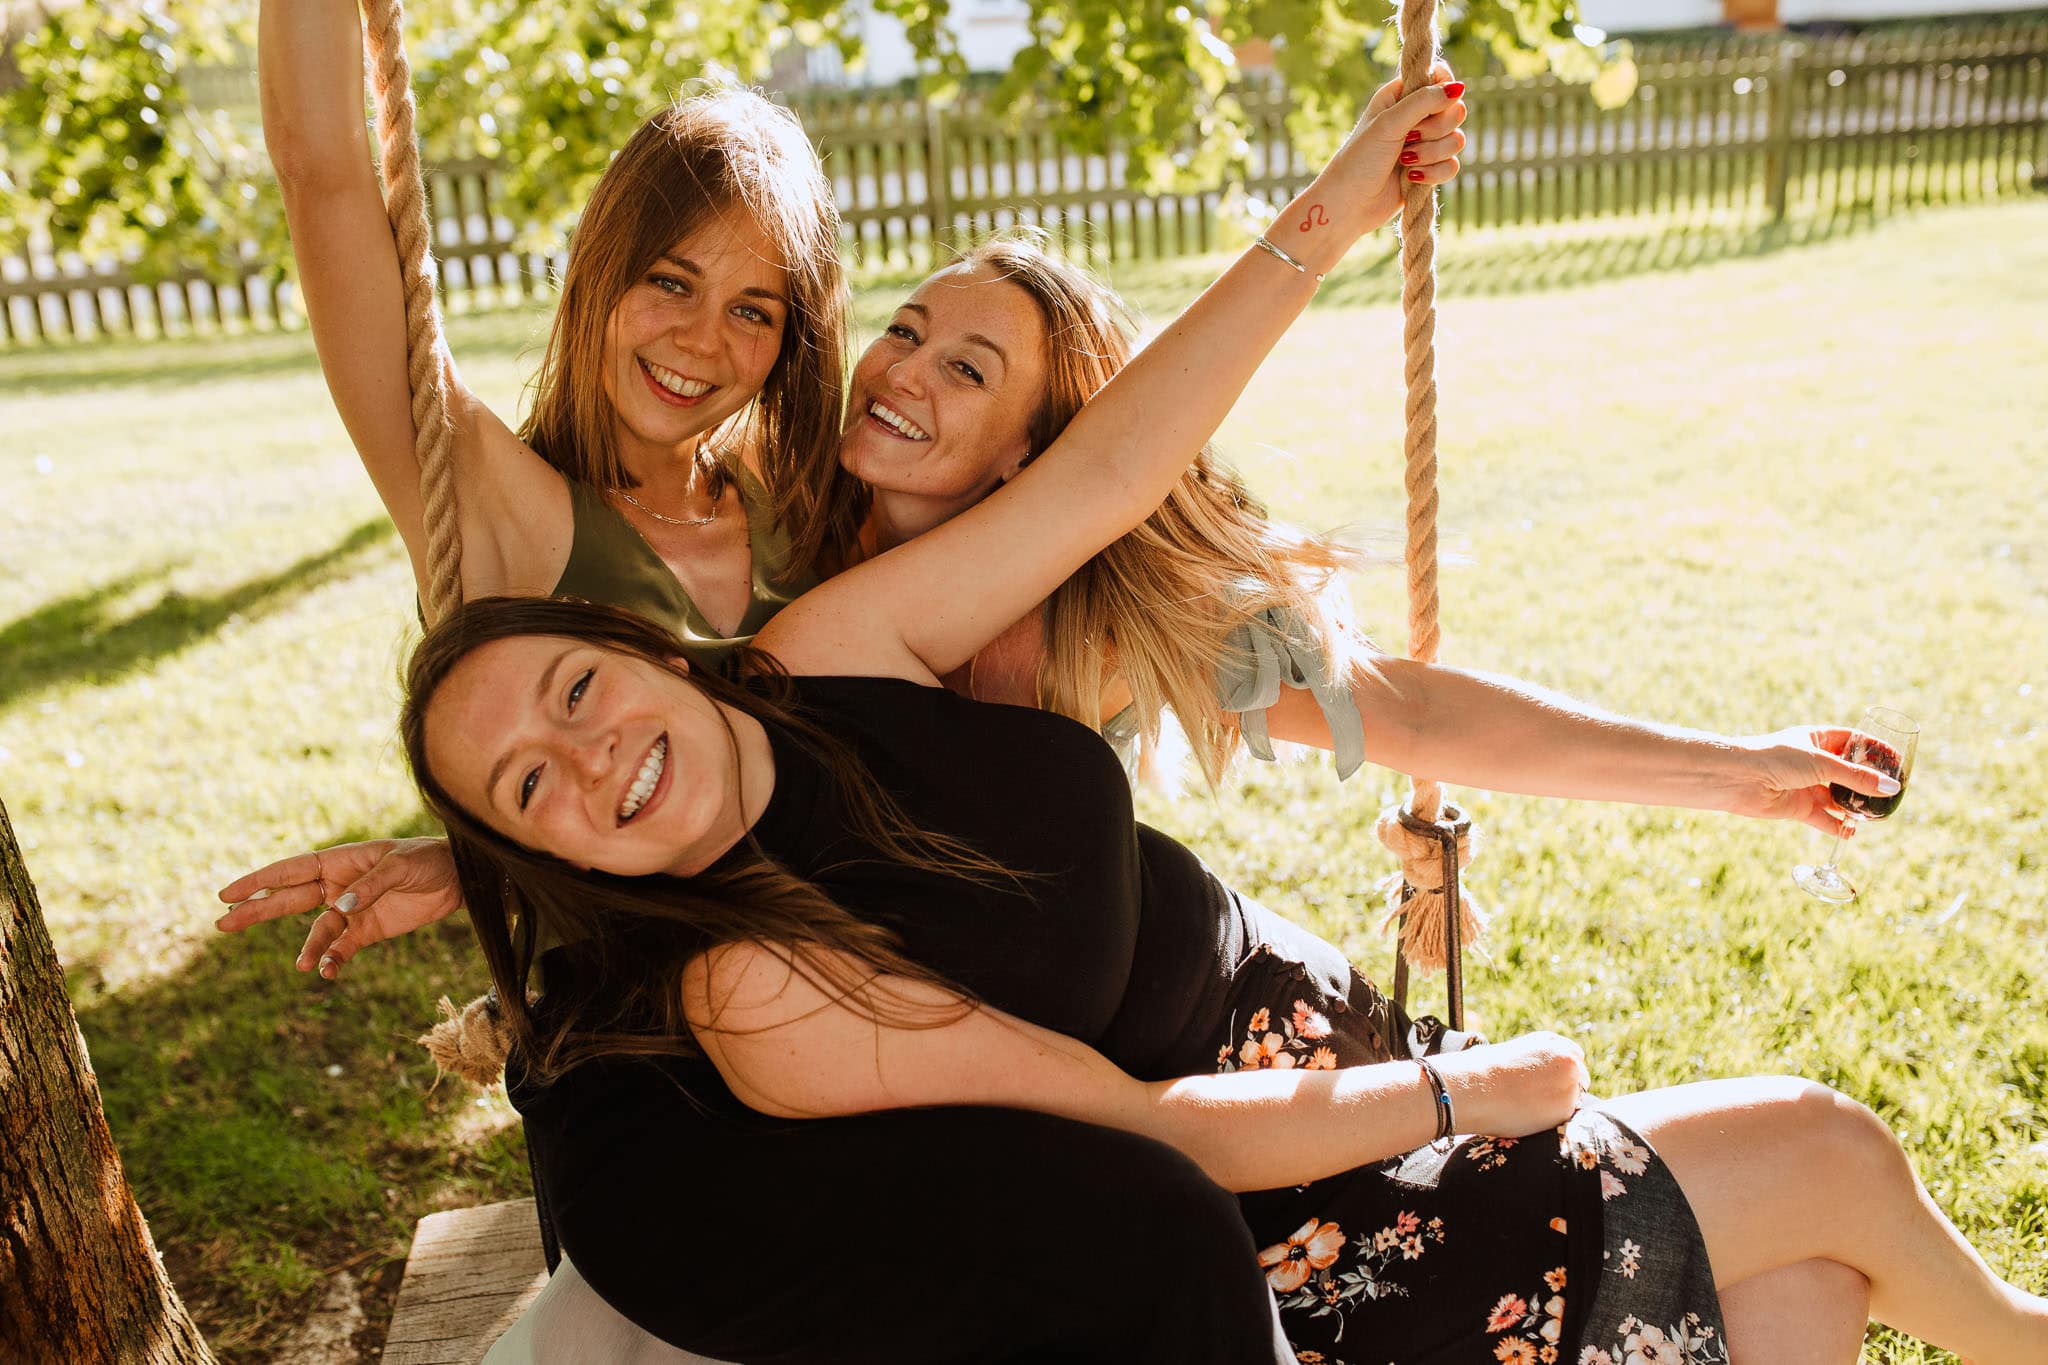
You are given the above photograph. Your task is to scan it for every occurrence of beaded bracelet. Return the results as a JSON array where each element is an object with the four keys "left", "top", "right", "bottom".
[{"left": 1416, "top": 1058, "right": 1455, "bottom": 1141}]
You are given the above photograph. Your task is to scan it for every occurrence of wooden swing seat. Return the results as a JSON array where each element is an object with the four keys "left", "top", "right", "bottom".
[
  {"left": 382, "top": 1199, "right": 546, "bottom": 1364},
  {"left": 383, "top": 1199, "right": 737, "bottom": 1364}
]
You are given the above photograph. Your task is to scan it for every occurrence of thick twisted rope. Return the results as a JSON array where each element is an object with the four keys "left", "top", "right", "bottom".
[
  {"left": 359, "top": 0, "right": 494, "bottom": 1085},
  {"left": 1375, "top": 0, "right": 1485, "bottom": 994},
  {"left": 362, "top": 0, "right": 462, "bottom": 625}
]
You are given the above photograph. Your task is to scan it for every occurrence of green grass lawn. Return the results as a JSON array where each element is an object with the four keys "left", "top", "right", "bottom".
[{"left": 3, "top": 199, "right": 2045, "bottom": 1361}]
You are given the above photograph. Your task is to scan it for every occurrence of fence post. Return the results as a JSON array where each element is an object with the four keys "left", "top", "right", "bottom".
[
  {"left": 924, "top": 101, "right": 954, "bottom": 264},
  {"left": 1765, "top": 38, "right": 1799, "bottom": 222}
]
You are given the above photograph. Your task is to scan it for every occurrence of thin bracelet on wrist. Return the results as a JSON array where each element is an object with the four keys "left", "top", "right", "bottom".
[
  {"left": 1252, "top": 235, "right": 1327, "bottom": 285},
  {"left": 1415, "top": 1058, "right": 1455, "bottom": 1141}
]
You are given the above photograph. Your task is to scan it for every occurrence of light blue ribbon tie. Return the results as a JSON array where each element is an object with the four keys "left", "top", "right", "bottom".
[{"left": 1214, "top": 604, "right": 1365, "bottom": 781}]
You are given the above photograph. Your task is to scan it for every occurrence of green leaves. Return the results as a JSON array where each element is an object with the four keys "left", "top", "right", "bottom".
[
  {"left": 0, "top": 0, "right": 1626, "bottom": 272},
  {"left": 2, "top": 0, "right": 284, "bottom": 280}
]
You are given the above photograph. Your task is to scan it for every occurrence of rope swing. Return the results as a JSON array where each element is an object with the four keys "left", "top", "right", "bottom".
[
  {"left": 362, "top": 0, "right": 463, "bottom": 626},
  {"left": 1373, "top": 0, "right": 1485, "bottom": 1031}
]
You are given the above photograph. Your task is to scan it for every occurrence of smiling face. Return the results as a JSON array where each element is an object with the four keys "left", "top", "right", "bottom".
[
  {"left": 601, "top": 205, "right": 791, "bottom": 470},
  {"left": 423, "top": 636, "right": 750, "bottom": 878},
  {"left": 839, "top": 262, "right": 1050, "bottom": 527}
]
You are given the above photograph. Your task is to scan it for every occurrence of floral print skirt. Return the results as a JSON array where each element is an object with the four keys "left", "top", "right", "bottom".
[{"left": 1203, "top": 934, "right": 1729, "bottom": 1365}]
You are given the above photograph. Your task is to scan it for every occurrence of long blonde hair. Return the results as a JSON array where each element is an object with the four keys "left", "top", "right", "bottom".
[
  {"left": 961, "top": 238, "right": 1364, "bottom": 786},
  {"left": 519, "top": 88, "right": 865, "bottom": 578}
]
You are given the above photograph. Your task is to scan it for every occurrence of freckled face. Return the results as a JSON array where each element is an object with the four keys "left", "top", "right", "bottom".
[
  {"left": 838, "top": 264, "right": 1049, "bottom": 518},
  {"left": 424, "top": 637, "right": 744, "bottom": 877},
  {"left": 602, "top": 206, "right": 791, "bottom": 463}
]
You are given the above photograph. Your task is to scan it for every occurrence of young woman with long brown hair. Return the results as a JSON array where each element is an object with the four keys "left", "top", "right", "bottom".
[
  {"left": 262, "top": 0, "right": 859, "bottom": 645},
  {"left": 374, "top": 89, "right": 2048, "bottom": 1365}
]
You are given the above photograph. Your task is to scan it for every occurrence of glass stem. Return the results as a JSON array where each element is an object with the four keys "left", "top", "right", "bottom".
[{"left": 1819, "top": 822, "right": 1851, "bottom": 874}]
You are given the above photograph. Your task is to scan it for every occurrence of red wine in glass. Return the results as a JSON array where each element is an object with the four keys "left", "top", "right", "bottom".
[
  {"left": 1794, "top": 706, "right": 1919, "bottom": 904},
  {"left": 1830, "top": 736, "right": 1907, "bottom": 819}
]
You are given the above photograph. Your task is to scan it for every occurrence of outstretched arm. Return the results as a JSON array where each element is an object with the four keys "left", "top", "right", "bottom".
[
  {"left": 1259, "top": 652, "right": 1899, "bottom": 836},
  {"left": 683, "top": 939, "right": 1584, "bottom": 1194},
  {"left": 764, "top": 71, "right": 1467, "bottom": 682}
]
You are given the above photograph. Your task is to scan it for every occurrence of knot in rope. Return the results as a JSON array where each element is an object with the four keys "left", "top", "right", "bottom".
[
  {"left": 418, "top": 992, "right": 517, "bottom": 1088},
  {"left": 1374, "top": 802, "right": 1486, "bottom": 971}
]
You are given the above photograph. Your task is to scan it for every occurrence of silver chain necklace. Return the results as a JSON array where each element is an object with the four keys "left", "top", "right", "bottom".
[{"left": 615, "top": 453, "right": 724, "bottom": 528}]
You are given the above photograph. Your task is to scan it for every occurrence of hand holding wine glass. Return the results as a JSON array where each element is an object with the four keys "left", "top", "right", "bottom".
[{"left": 1793, "top": 706, "right": 1919, "bottom": 904}]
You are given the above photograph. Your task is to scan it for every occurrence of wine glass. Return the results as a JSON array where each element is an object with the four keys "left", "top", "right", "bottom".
[{"left": 1792, "top": 706, "right": 1918, "bottom": 904}]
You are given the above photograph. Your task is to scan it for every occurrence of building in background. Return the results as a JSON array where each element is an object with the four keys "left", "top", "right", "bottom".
[
  {"left": 1575, "top": 1, "right": 2028, "bottom": 32},
  {"left": 769, "top": 0, "right": 1034, "bottom": 89},
  {"left": 775, "top": 0, "right": 2039, "bottom": 91}
]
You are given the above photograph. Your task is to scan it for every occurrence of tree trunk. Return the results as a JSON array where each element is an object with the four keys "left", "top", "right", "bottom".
[{"left": 0, "top": 797, "right": 217, "bottom": 1363}]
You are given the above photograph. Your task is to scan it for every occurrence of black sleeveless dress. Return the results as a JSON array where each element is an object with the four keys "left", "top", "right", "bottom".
[{"left": 513, "top": 675, "right": 1729, "bottom": 1365}]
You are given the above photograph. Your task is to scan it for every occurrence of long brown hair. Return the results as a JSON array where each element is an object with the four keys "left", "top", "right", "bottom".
[
  {"left": 399, "top": 596, "right": 994, "bottom": 1084},
  {"left": 519, "top": 87, "right": 868, "bottom": 577},
  {"left": 957, "top": 237, "right": 1365, "bottom": 786}
]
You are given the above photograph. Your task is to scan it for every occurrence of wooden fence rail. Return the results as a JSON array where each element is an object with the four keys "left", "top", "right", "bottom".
[{"left": 4, "top": 17, "right": 2044, "bottom": 345}]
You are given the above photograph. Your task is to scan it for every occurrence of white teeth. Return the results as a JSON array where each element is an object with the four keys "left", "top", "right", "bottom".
[
  {"left": 642, "top": 360, "right": 712, "bottom": 398},
  {"left": 618, "top": 736, "right": 667, "bottom": 822},
  {"left": 868, "top": 401, "right": 930, "bottom": 441}
]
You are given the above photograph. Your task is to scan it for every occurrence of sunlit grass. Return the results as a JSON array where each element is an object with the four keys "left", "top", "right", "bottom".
[{"left": 2, "top": 197, "right": 2043, "bottom": 1361}]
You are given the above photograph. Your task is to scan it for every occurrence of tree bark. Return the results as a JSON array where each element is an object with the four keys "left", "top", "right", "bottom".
[{"left": 0, "top": 797, "right": 216, "bottom": 1363}]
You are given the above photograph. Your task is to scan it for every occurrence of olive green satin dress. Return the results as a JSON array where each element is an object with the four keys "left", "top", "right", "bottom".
[{"left": 550, "top": 466, "right": 816, "bottom": 668}]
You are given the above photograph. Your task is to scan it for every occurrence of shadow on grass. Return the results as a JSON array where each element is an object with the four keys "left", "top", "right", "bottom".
[
  {"left": 75, "top": 810, "right": 521, "bottom": 1363},
  {"left": 0, "top": 518, "right": 396, "bottom": 710}
]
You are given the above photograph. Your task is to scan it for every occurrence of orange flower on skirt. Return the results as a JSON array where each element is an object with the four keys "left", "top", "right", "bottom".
[
  {"left": 1258, "top": 1217, "right": 1346, "bottom": 1293},
  {"left": 1240, "top": 1032, "right": 1297, "bottom": 1069}
]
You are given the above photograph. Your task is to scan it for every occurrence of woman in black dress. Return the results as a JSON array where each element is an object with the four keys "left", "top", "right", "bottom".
[{"left": 389, "top": 83, "right": 2047, "bottom": 1365}]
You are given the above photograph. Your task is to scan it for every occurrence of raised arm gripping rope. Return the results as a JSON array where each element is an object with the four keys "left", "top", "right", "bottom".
[
  {"left": 1373, "top": 0, "right": 1486, "bottom": 1030},
  {"left": 363, "top": 0, "right": 463, "bottom": 626}
]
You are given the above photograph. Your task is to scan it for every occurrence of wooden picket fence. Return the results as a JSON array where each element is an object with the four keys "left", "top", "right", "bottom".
[{"left": 4, "top": 15, "right": 2045, "bottom": 345}]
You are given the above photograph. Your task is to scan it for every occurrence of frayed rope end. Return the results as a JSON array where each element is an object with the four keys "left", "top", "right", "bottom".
[
  {"left": 417, "top": 992, "right": 515, "bottom": 1089},
  {"left": 1374, "top": 803, "right": 1488, "bottom": 971}
]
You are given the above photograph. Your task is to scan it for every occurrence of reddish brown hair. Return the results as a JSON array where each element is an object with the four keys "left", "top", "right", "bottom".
[{"left": 520, "top": 88, "right": 867, "bottom": 578}]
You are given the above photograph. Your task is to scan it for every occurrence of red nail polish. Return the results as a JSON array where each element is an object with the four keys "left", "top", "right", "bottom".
[
  {"left": 1442, "top": 80, "right": 1466, "bottom": 100},
  {"left": 1407, "top": 169, "right": 1425, "bottom": 181},
  {"left": 1400, "top": 150, "right": 1419, "bottom": 165},
  {"left": 1405, "top": 129, "right": 1423, "bottom": 144}
]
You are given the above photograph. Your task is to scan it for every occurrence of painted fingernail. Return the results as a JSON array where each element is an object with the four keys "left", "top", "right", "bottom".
[
  {"left": 1442, "top": 81, "right": 1466, "bottom": 100},
  {"left": 319, "top": 955, "right": 339, "bottom": 979},
  {"left": 1400, "top": 150, "right": 1420, "bottom": 165},
  {"left": 1877, "top": 776, "right": 1901, "bottom": 795},
  {"left": 334, "top": 892, "right": 358, "bottom": 913},
  {"left": 1405, "top": 129, "right": 1423, "bottom": 144},
  {"left": 1407, "top": 169, "right": 1426, "bottom": 181}
]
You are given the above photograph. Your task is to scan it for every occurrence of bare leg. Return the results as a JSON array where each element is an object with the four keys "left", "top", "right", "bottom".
[
  {"left": 1600, "top": 1078, "right": 2048, "bottom": 1365},
  {"left": 1718, "top": 1258, "right": 1870, "bottom": 1365}
]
